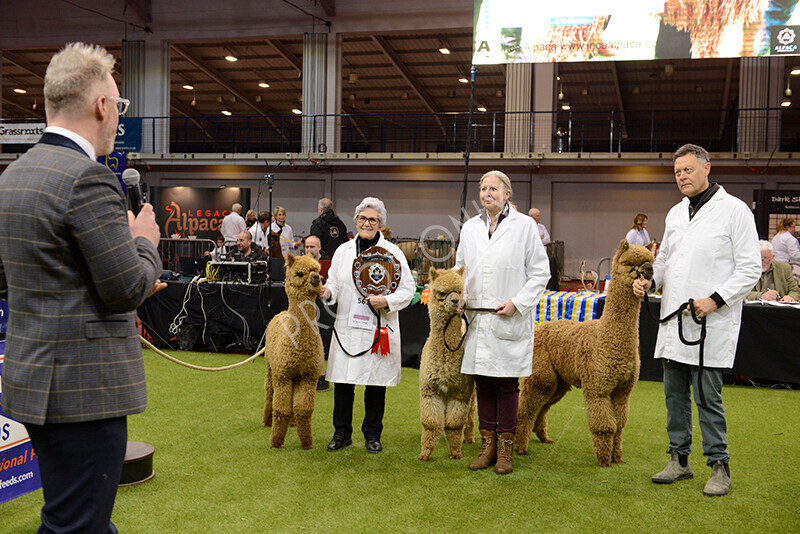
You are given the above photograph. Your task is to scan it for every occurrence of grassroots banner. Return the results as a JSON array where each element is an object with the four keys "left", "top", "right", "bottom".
[
  {"left": 473, "top": 0, "right": 800, "bottom": 64},
  {"left": 0, "top": 123, "right": 45, "bottom": 144},
  {"left": 0, "top": 340, "right": 43, "bottom": 504}
]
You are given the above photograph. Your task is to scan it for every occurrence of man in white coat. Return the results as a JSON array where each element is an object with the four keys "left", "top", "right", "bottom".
[
  {"left": 321, "top": 197, "right": 414, "bottom": 454},
  {"left": 634, "top": 144, "right": 760, "bottom": 497}
]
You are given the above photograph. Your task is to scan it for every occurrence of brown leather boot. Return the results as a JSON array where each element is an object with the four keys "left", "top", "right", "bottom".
[
  {"left": 469, "top": 430, "right": 496, "bottom": 470},
  {"left": 494, "top": 432, "right": 514, "bottom": 475}
]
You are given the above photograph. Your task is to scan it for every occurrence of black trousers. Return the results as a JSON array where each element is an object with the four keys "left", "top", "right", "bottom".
[
  {"left": 24, "top": 417, "right": 127, "bottom": 534},
  {"left": 332, "top": 383, "right": 386, "bottom": 440}
]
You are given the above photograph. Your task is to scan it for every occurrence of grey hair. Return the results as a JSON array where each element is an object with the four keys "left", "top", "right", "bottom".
[
  {"left": 528, "top": 208, "right": 540, "bottom": 218},
  {"left": 673, "top": 143, "right": 710, "bottom": 164},
  {"left": 44, "top": 42, "right": 116, "bottom": 118},
  {"left": 759, "top": 240, "right": 774, "bottom": 253},
  {"left": 353, "top": 197, "right": 387, "bottom": 226},
  {"left": 318, "top": 198, "right": 334, "bottom": 212},
  {"left": 232, "top": 203, "right": 242, "bottom": 212},
  {"left": 480, "top": 170, "right": 513, "bottom": 198}
]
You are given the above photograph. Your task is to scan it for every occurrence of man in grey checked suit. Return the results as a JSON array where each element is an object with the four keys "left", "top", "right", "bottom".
[{"left": 0, "top": 43, "right": 164, "bottom": 533}]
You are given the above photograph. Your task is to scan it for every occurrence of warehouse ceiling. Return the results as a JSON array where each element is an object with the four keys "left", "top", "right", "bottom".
[{"left": 2, "top": 31, "right": 799, "bottom": 146}]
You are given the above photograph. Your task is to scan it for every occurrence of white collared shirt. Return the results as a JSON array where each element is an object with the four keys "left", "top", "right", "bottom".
[{"left": 44, "top": 126, "right": 96, "bottom": 160}]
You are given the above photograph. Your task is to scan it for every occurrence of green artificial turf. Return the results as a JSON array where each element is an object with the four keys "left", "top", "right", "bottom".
[{"left": 3, "top": 349, "right": 799, "bottom": 533}]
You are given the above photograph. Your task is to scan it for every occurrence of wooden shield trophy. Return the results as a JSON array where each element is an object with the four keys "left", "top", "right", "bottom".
[
  {"left": 351, "top": 246, "right": 402, "bottom": 298},
  {"left": 350, "top": 246, "right": 402, "bottom": 356}
]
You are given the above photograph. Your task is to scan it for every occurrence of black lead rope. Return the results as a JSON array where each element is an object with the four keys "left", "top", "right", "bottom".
[
  {"left": 643, "top": 292, "right": 708, "bottom": 407},
  {"left": 443, "top": 312, "right": 470, "bottom": 352},
  {"left": 332, "top": 300, "right": 386, "bottom": 358},
  {"left": 443, "top": 306, "right": 496, "bottom": 352}
]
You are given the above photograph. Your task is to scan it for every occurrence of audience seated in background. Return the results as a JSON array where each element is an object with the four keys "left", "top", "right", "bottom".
[
  {"left": 528, "top": 207, "right": 551, "bottom": 245},
  {"left": 625, "top": 213, "right": 652, "bottom": 247},
  {"left": 244, "top": 209, "right": 257, "bottom": 228},
  {"left": 204, "top": 235, "right": 226, "bottom": 261},
  {"left": 302, "top": 234, "right": 328, "bottom": 261},
  {"left": 235, "top": 230, "right": 269, "bottom": 263},
  {"left": 747, "top": 240, "right": 800, "bottom": 303},
  {"left": 249, "top": 210, "right": 271, "bottom": 249},
  {"left": 771, "top": 218, "right": 800, "bottom": 263}
]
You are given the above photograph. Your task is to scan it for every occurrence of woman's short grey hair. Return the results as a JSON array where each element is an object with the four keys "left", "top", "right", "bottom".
[
  {"left": 480, "top": 170, "right": 513, "bottom": 198},
  {"left": 44, "top": 42, "right": 116, "bottom": 118},
  {"left": 759, "top": 240, "right": 774, "bottom": 253},
  {"left": 353, "top": 197, "right": 387, "bottom": 226}
]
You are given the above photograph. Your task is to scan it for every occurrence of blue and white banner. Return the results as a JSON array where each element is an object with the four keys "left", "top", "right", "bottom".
[
  {"left": 0, "top": 340, "right": 43, "bottom": 504},
  {"left": 115, "top": 117, "right": 143, "bottom": 152},
  {"left": 534, "top": 290, "right": 605, "bottom": 324}
]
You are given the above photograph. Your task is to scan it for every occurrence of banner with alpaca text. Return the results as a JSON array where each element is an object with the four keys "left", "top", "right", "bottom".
[
  {"left": 0, "top": 340, "right": 43, "bottom": 504},
  {"left": 473, "top": 0, "right": 800, "bottom": 63}
]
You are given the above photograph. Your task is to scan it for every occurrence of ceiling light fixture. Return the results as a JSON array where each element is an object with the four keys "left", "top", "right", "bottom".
[
  {"left": 785, "top": 75, "right": 792, "bottom": 97},
  {"left": 349, "top": 72, "right": 358, "bottom": 86},
  {"left": 791, "top": 67, "right": 800, "bottom": 76},
  {"left": 182, "top": 84, "right": 194, "bottom": 90},
  {"left": 32, "top": 98, "right": 37, "bottom": 110},
  {"left": 439, "top": 47, "right": 451, "bottom": 54},
  {"left": 477, "top": 105, "right": 487, "bottom": 112},
  {"left": 291, "top": 108, "right": 302, "bottom": 115},
  {"left": 561, "top": 102, "right": 571, "bottom": 110},
  {"left": 225, "top": 54, "right": 238, "bottom": 62},
  {"left": 13, "top": 88, "right": 26, "bottom": 94},
  {"left": 458, "top": 77, "right": 469, "bottom": 84},
  {"left": 221, "top": 110, "right": 232, "bottom": 116},
  {"left": 780, "top": 99, "right": 791, "bottom": 107},
  {"left": 258, "top": 82, "right": 270, "bottom": 88}
]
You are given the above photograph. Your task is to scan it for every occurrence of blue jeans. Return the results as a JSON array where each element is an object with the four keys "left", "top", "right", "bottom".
[{"left": 662, "top": 360, "right": 729, "bottom": 466}]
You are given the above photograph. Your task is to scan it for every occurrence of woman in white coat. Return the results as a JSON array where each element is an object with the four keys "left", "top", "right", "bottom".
[
  {"left": 771, "top": 218, "right": 800, "bottom": 263},
  {"left": 625, "top": 213, "right": 652, "bottom": 246},
  {"left": 320, "top": 197, "right": 414, "bottom": 454},
  {"left": 271, "top": 206, "right": 297, "bottom": 257},
  {"left": 455, "top": 170, "right": 551, "bottom": 474}
]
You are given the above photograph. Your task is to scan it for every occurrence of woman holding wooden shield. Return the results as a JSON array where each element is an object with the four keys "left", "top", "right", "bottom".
[{"left": 320, "top": 197, "right": 414, "bottom": 454}]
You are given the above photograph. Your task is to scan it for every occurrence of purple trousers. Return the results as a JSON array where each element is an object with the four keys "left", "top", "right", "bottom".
[{"left": 474, "top": 375, "right": 520, "bottom": 434}]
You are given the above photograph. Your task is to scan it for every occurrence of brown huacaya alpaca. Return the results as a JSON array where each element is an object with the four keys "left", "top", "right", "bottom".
[
  {"left": 262, "top": 254, "right": 324, "bottom": 449},
  {"left": 419, "top": 267, "right": 476, "bottom": 461},
  {"left": 517, "top": 241, "right": 655, "bottom": 466}
]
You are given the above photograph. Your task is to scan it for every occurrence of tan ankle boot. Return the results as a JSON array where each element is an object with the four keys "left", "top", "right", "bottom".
[
  {"left": 494, "top": 432, "right": 514, "bottom": 475},
  {"left": 469, "top": 430, "right": 496, "bottom": 470}
]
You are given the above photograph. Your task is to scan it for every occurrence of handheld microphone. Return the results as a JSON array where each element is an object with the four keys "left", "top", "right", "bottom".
[{"left": 121, "top": 168, "right": 144, "bottom": 215}]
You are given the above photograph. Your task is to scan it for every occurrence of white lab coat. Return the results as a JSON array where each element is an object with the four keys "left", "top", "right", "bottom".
[
  {"left": 324, "top": 236, "right": 415, "bottom": 386},
  {"left": 456, "top": 207, "right": 551, "bottom": 377},
  {"left": 652, "top": 186, "right": 761, "bottom": 368},
  {"left": 271, "top": 221, "right": 297, "bottom": 257}
]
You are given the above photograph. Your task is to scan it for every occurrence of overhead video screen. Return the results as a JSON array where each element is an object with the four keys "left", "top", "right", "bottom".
[{"left": 473, "top": 0, "right": 800, "bottom": 64}]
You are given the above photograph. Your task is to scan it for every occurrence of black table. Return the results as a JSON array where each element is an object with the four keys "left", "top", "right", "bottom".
[
  {"left": 138, "top": 281, "right": 288, "bottom": 352},
  {"left": 139, "top": 284, "right": 800, "bottom": 384},
  {"left": 638, "top": 298, "right": 800, "bottom": 384}
]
